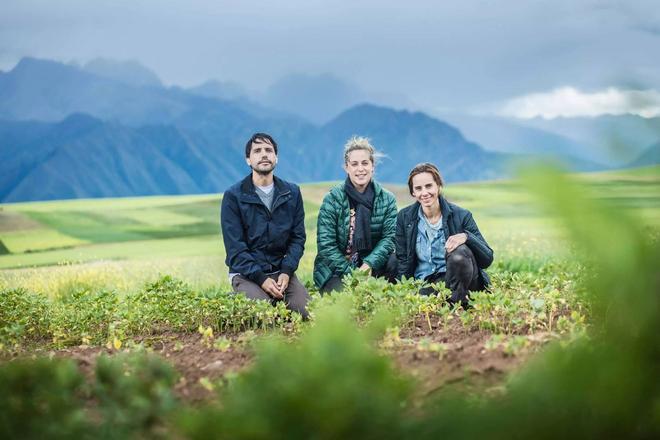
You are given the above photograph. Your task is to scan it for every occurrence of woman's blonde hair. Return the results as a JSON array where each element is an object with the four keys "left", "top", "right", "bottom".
[{"left": 343, "top": 136, "right": 383, "bottom": 164}]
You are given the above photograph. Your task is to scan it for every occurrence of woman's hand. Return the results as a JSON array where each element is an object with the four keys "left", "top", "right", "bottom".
[
  {"left": 358, "top": 263, "right": 372, "bottom": 275},
  {"left": 445, "top": 233, "right": 467, "bottom": 253}
]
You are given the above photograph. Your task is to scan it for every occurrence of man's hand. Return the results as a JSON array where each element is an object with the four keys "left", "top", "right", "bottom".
[
  {"left": 445, "top": 233, "right": 467, "bottom": 253},
  {"left": 358, "top": 263, "right": 372, "bottom": 276},
  {"left": 276, "top": 273, "right": 290, "bottom": 294},
  {"left": 261, "top": 277, "right": 284, "bottom": 299}
]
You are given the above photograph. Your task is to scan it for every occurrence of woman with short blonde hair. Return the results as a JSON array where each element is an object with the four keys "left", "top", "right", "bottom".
[{"left": 313, "top": 136, "right": 397, "bottom": 292}]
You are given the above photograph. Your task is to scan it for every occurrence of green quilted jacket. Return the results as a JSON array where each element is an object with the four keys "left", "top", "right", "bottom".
[{"left": 313, "top": 181, "right": 397, "bottom": 288}]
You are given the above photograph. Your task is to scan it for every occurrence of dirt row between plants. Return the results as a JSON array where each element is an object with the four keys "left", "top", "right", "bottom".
[
  {"left": 392, "top": 316, "right": 542, "bottom": 403},
  {"left": 5, "top": 314, "right": 548, "bottom": 403},
  {"left": 50, "top": 332, "right": 254, "bottom": 402}
]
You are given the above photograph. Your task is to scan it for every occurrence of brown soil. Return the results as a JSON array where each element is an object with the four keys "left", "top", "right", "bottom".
[
  {"left": 0, "top": 210, "right": 43, "bottom": 232},
  {"left": 389, "top": 315, "right": 542, "bottom": 402},
  {"left": 3, "top": 313, "right": 550, "bottom": 404},
  {"left": 50, "top": 332, "right": 254, "bottom": 403}
]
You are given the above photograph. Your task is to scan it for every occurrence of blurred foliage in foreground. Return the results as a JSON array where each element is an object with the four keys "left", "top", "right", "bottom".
[
  {"left": 1, "top": 167, "right": 658, "bottom": 438},
  {"left": 0, "top": 352, "right": 177, "bottom": 439}
]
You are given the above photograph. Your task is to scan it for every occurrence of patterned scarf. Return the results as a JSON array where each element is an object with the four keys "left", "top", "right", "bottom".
[{"left": 344, "top": 177, "right": 374, "bottom": 254}]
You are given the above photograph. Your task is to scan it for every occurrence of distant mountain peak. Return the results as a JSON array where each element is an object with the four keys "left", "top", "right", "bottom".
[
  {"left": 12, "top": 56, "right": 70, "bottom": 73},
  {"left": 15, "top": 56, "right": 50, "bottom": 66},
  {"left": 58, "top": 112, "right": 102, "bottom": 126},
  {"left": 331, "top": 102, "right": 406, "bottom": 120},
  {"left": 188, "top": 79, "right": 247, "bottom": 101},
  {"left": 0, "top": 57, "right": 186, "bottom": 124},
  {"left": 83, "top": 58, "right": 162, "bottom": 88},
  {"left": 331, "top": 103, "right": 460, "bottom": 134},
  {"left": 339, "top": 103, "right": 443, "bottom": 120},
  {"left": 263, "top": 73, "right": 365, "bottom": 124},
  {"left": 343, "top": 102, "right": 387, "bottom": 113},
  {"left": 54, "top": 113, "right": 104, "bottom": 137}
]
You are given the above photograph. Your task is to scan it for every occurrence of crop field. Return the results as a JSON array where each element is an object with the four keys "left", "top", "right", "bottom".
[{"left": 0, "top": 165, "right": 658, "bottom": 438}]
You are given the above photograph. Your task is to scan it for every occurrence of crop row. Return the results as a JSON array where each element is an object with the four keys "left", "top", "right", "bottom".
[{"left": 0, "top": 258, "right": 589, "bottom": 352}]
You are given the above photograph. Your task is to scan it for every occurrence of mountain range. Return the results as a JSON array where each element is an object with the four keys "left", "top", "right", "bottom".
[
  {"left": 514, "top": 114, "right": 660, "bottom": 166},
  {"left": 0, "top": 57, "right": 657, "bottom": 202}
]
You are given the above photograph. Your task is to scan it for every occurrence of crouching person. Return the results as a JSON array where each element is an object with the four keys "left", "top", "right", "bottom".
[
  {"left": 313, "top": 136, "right": 398, "bottom": 293},
  {"left": 221, "top": 132, "right": 310, "bottom": 319},
  {"left": 395, "top": 163, "right": 493, "bottom": 308}
]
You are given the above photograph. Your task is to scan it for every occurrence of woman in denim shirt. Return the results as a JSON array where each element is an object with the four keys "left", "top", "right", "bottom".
[{"left": 395, "top": 163, "right": 493, "bottom": 308}]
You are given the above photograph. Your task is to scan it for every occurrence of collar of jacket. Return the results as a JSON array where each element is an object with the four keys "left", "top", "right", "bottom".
[
  {"left": 404, "top": 196, "right": 453, "bottom": 259},
  {"left": 341, "top": 179, "right": 383, "bottom": 197},
  {"left": 239, "top": 174, "right": 291, "bottom": 205},
  {"left": 438, "top": 195, "right": 453, "bottom": 219}
]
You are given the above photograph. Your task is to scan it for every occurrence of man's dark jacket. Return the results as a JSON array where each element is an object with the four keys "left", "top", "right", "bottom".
[
  {"left": 221, "top": 174, "right": 306, "bottom": 286},
  {"left": 395, "top": 196, "right": 493, "bottom": 287}
]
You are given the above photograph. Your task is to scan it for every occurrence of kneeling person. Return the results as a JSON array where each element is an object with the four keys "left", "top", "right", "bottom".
[
  {"left": 396, "top": 163, "right": 493, "bottom": 308},
  {"left": 221, "top": 133, "right": 310, "bottom": 318},
  {"left": 313, "top": 136, "right": 398, "bottom": 293}
]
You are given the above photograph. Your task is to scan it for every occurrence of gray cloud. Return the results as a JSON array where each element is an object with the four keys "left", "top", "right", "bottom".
[{"left": 1, "top": 0, "right": 658, "bottom": 112}]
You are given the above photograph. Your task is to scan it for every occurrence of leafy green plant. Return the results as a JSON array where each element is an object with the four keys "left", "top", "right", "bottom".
[
  {"left": 0, "top": 288, "right": 51, "bottom": 348},
  {"left": 51, "top": 287, "right": 121, "bottom": 346},
  {"left": 0, "top": 358, "right": 88, "bottom": 439},
  {"left": 124, "top": 276, "right": 296, "bottom": 336},
  {"left": 93, "top": 352, "right": 179, "bottom": 438},
  {"left": 124, "top": 275, "right": 199, "bottom": 333}
]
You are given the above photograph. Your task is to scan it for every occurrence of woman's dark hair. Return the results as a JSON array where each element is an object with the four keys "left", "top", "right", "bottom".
[
  {"left": 407, "top": 163, "right": 444, "bottom": 196},
  {"left": 245, "top": 133, "right": 278, "bottom": 157}
]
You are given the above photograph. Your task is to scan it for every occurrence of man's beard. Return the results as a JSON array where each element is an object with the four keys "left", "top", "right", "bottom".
[{"left": 251, "top": 162, "right": 275, "bottom": 175}]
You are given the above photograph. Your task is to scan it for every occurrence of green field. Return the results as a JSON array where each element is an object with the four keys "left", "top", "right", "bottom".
[{"left": 1, "top": 167, "right": 658, "bottom": 295}]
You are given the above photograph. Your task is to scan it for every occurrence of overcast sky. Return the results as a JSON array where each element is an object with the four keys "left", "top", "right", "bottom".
[{"left": 1, "top": 0, "right": 659, "bottom": 117}]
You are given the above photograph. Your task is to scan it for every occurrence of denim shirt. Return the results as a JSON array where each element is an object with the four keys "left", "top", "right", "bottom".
[{"left": 414, "top": 207, "right": 446, "bottom": 280}]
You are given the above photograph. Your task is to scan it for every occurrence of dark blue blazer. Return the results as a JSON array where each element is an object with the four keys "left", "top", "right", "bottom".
[{"left": 221, "top": 174, "right": 306, "bottom": 286}]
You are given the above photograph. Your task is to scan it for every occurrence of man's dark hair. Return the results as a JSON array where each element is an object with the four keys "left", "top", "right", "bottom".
[{"left": 245, "top": 133, "right": 278, "bottom": 157}]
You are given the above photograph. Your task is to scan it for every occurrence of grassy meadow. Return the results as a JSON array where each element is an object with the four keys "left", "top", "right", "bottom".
[{"left": 1, "top": 166, "right": 658, "bottom": 296}]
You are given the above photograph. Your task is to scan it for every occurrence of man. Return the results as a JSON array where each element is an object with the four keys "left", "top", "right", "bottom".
[{"left": 221, "top": 132, "right": 309, "bottom": 318}]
